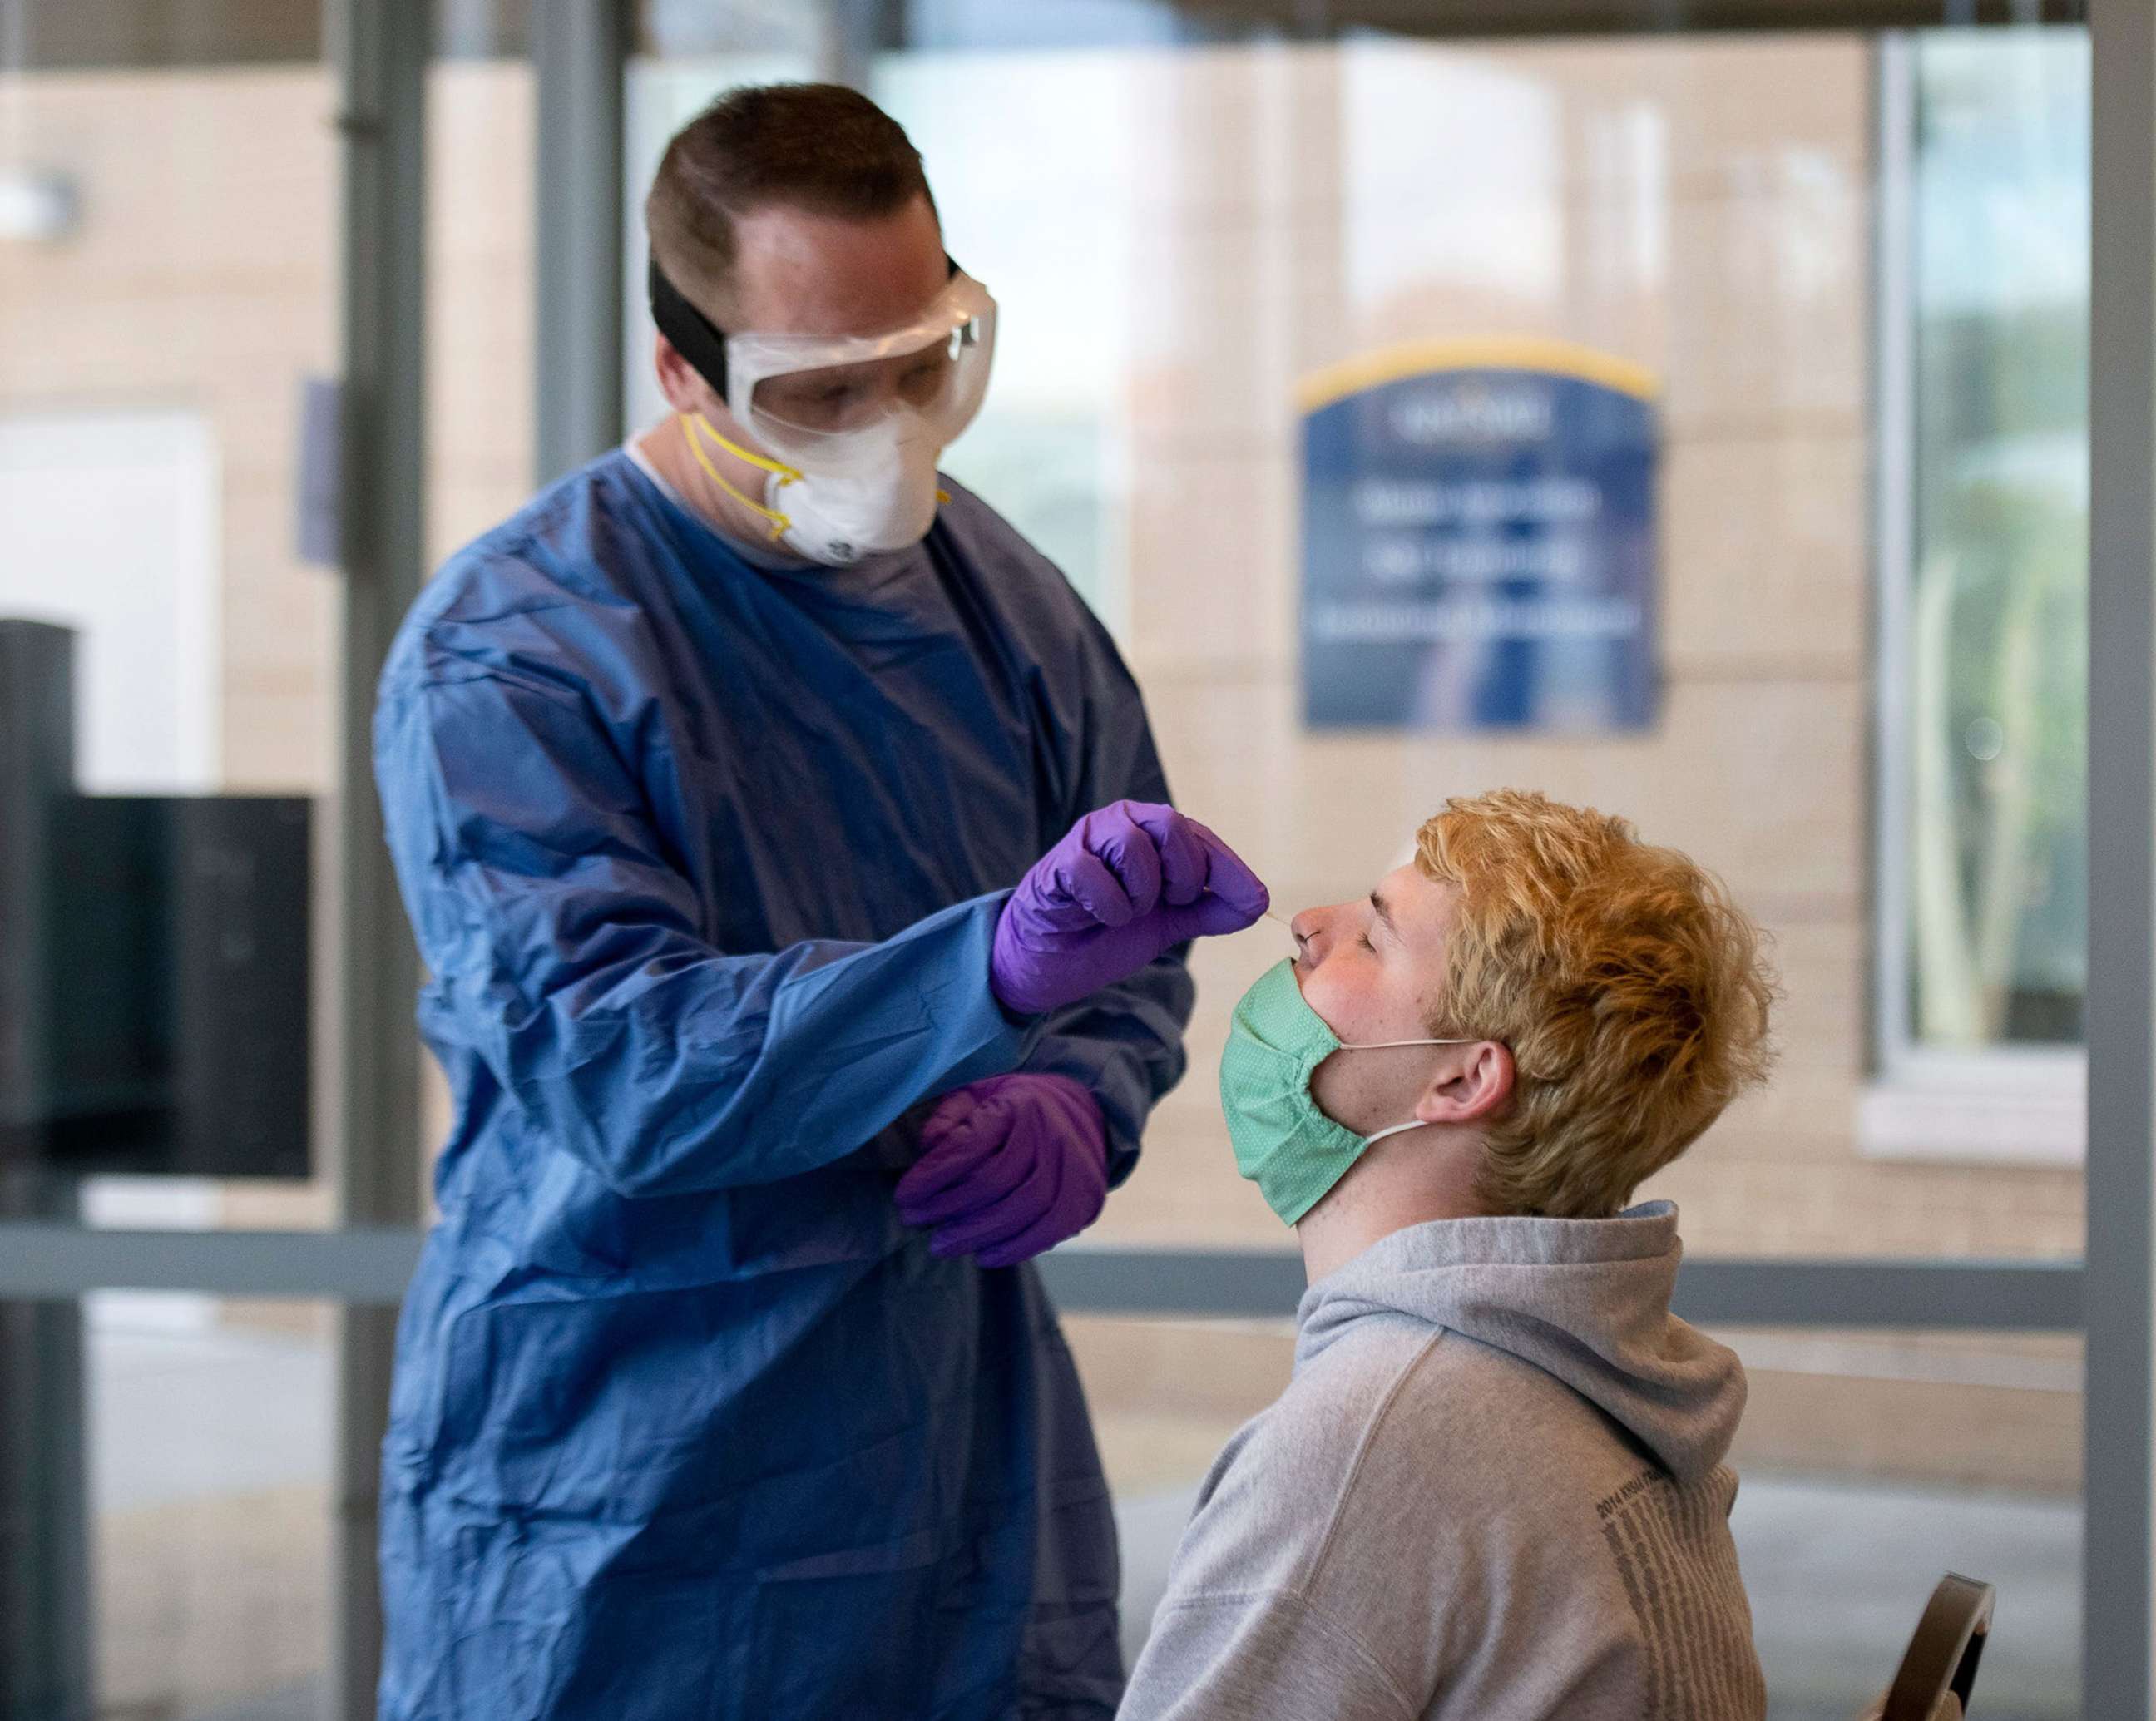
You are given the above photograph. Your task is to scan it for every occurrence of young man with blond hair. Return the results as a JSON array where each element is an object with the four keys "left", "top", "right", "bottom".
[{"left": 1119, "top": 789, "right": 1778, "bottom": 1720}]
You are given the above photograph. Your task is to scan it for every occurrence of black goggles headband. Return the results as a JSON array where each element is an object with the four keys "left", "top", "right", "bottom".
[{"left": 647, "top": 253, "right": 965, "bottom": 401}]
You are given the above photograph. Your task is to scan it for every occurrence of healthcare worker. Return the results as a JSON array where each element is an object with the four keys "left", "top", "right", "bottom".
[{"left": 371, "top": 82, "right": 1266, "bottom": 1719}]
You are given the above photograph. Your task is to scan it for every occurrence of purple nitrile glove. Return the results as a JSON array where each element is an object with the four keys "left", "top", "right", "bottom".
[
  {"left": 893, "top": 1073, "right": 1110, "bottom": 1269},
  {"left": 991, "top": 800, "right": 1269, "bottom": 1017}
]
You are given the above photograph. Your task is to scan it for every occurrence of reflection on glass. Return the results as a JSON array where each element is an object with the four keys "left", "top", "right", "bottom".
[
  {"left": 0, "top": 22, "right": 541, "bottom": 1229},
  {"left": 872, "top": 52, "right": 1155, "bottom": 616},
  {"left": 1728, "top": 1326, "right": 2080, "bottom": 1720},
  {"left": 617, "top": 29, "right": 2089, "bottom": 1237},
  {"left": 636, "top": 0, "right": 831, "bottom": 59},
  {"left": 1905, "top": 29, "right": 2090, "bottom": 1051},
  {"left": 613, "top": 20, "right": 2089, "bottom": 1709},
  {"left": 88, "top": 1294, "right": 333, "bottom": 1716},
  {"left": 1738, "top": 1473, "right": 2074, "bottom": 1721},
  {"left": 1065, "top": 1315, "right": 1295, "bottom": 1669},
  {"left": 0, "top": 24, "right": 340, "bottom": 1232}
]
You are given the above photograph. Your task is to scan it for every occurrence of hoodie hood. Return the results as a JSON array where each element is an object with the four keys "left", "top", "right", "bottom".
[{"left": 1296, "top": 1200, "right": 1743, "bottom": 1481}]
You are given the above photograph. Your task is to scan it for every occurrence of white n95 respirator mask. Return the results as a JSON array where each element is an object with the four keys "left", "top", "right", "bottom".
[{"left": 681, "top": 409, "right": 944, "bottom": 569}]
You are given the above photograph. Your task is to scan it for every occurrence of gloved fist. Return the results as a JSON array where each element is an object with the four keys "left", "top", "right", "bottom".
[
  {"left": 894, "top": 1073, "right": 1110, "bottom": 1269},
  {"left": 991, "top": 800, "right": 1268, "bottom": 1017}
]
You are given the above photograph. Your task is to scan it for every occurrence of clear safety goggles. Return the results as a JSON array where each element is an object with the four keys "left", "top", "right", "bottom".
[{"left": 650, "top": 256, "right": 996, "bottom": 465}]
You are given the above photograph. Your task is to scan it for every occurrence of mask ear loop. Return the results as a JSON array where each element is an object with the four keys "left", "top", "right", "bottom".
[
  {"left": 1338, "top": 1036, "right": 1476, "bottom": 1051},
  {"left": 1336, "top": 1036, "right": 1479, "bottom": 1145},
  {"left": 681, "top": 413, "right": 803, "bottom": 543}
]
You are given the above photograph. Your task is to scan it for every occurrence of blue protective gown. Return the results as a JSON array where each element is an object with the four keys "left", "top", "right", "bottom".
[{"left": 371, "top": 452, "right": 1193, "bottom": 1720}]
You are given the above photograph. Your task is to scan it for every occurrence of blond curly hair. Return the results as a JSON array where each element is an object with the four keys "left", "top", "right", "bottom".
[{"left": 1414, "top": 789, "right": 1777, "bottom": 1219}]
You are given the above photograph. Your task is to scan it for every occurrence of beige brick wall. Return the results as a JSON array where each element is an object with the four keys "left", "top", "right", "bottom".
[
  {"left": 0, "top": 57, "right": 533, "bottom": 792},
  {"left": 1075, "top": 37, "right": 2086, "bottom": 1272}
]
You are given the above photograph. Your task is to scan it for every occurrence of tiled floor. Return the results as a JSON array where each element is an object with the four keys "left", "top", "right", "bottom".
[{"left": 81, "top": 1314, "right": 2079, "bottom": 1719}]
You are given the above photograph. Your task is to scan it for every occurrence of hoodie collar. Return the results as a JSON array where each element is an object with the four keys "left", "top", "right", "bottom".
[{"left": 1295, "top": 1202, "right": 1745, "bottom": 1481}]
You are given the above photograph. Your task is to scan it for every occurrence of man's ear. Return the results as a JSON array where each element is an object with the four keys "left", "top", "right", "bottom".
[
  {"left": 1415, "top": 1041, "right": 1513, "bottom": 1127},
  {"left": 653, "top": 333, "right": 715, "bottom": 417}
]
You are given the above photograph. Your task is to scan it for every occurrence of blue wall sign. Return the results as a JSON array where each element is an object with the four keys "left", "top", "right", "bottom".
[{"left": 1299, "top": 341, "right": 1659, "bottom": 731}]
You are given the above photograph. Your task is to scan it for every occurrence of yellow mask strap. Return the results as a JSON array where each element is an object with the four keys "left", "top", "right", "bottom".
[{"left": 681, "top": 413, "right": 801, "bottom": 542}]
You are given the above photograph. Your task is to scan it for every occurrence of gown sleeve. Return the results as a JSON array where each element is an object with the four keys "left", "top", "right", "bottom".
[{"left": 376, "top": 657, "right": 1034, "bottom": 1199}]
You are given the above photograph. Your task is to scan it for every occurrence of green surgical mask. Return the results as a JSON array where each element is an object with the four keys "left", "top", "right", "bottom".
[{"left": 1219, "top": 958, "right": 1471, "bottom": 1226}]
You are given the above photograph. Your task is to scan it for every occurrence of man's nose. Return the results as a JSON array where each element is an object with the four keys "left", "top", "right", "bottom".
[{"left": 1290, "top": 906, "right": 1327, "bottom": 960}]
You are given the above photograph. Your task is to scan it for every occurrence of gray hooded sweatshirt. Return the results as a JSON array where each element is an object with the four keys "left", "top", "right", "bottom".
[{"left": 1118, "top": 1201, "right": 1765, "bottom": 1720}]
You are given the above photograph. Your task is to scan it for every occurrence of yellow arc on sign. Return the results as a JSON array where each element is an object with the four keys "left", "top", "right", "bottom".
[{"left": 1296, "top": 337, "right": 1659, "bottom": 414}]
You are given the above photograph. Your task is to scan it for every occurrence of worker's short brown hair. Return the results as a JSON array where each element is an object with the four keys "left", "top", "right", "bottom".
[{"left": 645, "top": 82, "right": 936, "bottom": 320}]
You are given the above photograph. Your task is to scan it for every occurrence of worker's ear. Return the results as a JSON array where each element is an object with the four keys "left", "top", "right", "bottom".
[{"left": 652, "top": 334, "right": 719, "bottom": 418}]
